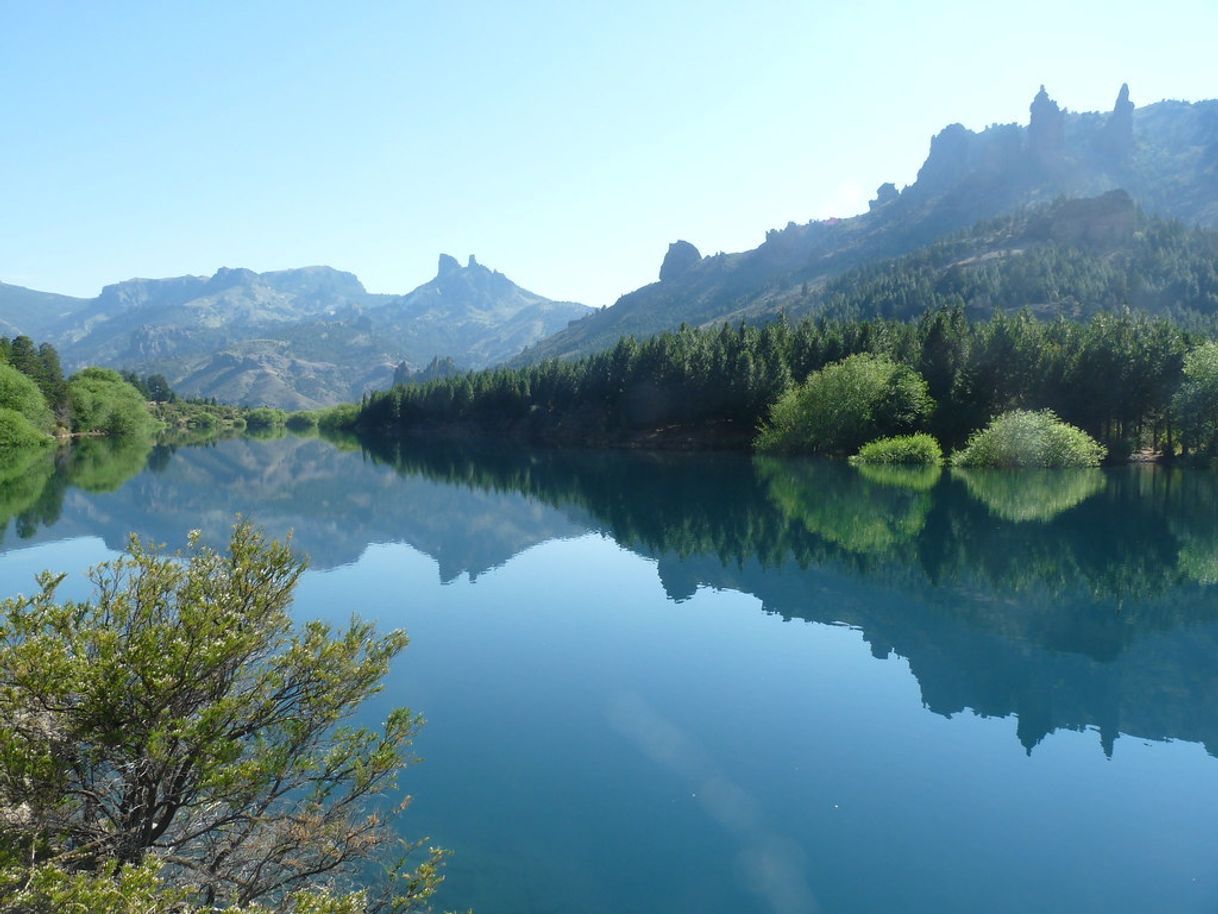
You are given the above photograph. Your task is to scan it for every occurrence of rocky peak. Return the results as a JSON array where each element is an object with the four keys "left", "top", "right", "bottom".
[
  {"left": 659, "top": 240, "right": 702, "bottom": 282},
  {"left": 1028, "top": 85, "right": 1065, "bottom": 163},
  {"left": 1103, "top": 82, "right": 1135, "bottom": 160},
  {"left": 869, "top": 182, "right": 899, "bottom": 211},
  {"left": 437, "top": 253, "right": 461, "bottom": 278},
  {"left": 204, "top": 266, "right": 258, "bottom": 294}
]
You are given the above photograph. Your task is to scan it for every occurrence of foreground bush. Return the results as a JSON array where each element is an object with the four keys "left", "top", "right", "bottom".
[
  {"left": 0, "top": 522, "right": 447, "bottom": 910},
  {"left": 851, "top": 433, "right": 942, "bottom": 465},
  {"left": 952, "top": 410, "right": 1106, "bottom": 467},
  {"left": 0, "top": 858, "right": 430, "bottom": 913},
  {"left": 756, "top": 354, "right": 933, "bottom": 455}
]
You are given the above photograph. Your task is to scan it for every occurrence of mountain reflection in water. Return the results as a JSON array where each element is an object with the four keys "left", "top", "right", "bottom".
[{"left": 5, "top": 434, "right": 1218, "bottom": 761}]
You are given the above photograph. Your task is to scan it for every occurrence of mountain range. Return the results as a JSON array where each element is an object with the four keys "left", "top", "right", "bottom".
[
  {"left": 520, "top": 85, "right": 1218, "bottom": 362},
  {"left": 3, "top": 84, "right": 1217, "bottom": 405},
  {"left": 0, "top": 256, "right": 591, "bottom": 408}
]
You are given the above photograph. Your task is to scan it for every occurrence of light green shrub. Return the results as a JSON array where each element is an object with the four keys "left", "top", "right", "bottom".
[
  {"left": 317, "top": 403, "right": 360, "bottom": 432},
  {"left": 952, "top": 409, "right": 1106, "bottom": 467},
  {"left": 68, "top": 367, "right": 155, "bottom": 438},
  {"left": 756, "top": 354, "right": 933, "bottom": 455},
  {"left": 244, "top": 407, "right": 288, "bottom": 432},
  {"left": 851, "top": 433, "right": 942, "bottom": 465},
  {"left": 286, "top": 411, "right": 319, "bottom": 432}
]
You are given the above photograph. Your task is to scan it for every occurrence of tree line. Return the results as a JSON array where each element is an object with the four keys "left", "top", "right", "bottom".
[{"left": 353, "top": 308, "right": 1216, "bottom": 457}]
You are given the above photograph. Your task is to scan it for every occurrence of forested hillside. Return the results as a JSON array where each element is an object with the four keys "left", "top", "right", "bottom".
[
  {"left": 787, "top": 192, "right": 1218, "bottom": 323},
  {"left": 355, "top": 308, "right": 1205, "bottom": 456}
]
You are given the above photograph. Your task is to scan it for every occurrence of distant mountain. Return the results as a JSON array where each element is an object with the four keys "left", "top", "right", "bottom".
[
  {"left": 522, "top": 85, "right": 1218, "bottom": 363},
  {"left": 0, "top": 259, "right": 591, "bottom": 408},
  {"left": 372, "top": 254, "right": 592, "bottom": 368},
  {"left": 0, "top": 282, "right": 90, "bottom": 339}
]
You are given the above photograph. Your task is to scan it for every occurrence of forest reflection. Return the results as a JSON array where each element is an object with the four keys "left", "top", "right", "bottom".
[{"left": 4, "top": 433, "right": 1218, "bottom": 757}]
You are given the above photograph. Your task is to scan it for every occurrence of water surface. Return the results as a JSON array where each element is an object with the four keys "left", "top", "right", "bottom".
[{"left": 2, "top": 436, "right": 1217, "bottom": 913}]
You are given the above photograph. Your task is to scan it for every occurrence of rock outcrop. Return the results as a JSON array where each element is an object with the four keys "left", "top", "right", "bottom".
[
  {"left": 659, "top": 240, "right": 701, "bottom": 282},
  {"left": 1028, "top": 85, "right": 1065, "bottom": 164},
  {"left": 1103, "top": 83, "right": 1136, "bottom": 161}
]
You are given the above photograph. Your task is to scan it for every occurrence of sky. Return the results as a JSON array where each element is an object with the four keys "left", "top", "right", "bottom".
[{"left": 2, "top": 0, "right": 1216, "bottom": 307}]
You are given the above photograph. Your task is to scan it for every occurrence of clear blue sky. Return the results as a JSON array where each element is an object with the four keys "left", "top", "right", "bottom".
[{"left": 2, "top": 0, "right": 1215, "bottom": 306}]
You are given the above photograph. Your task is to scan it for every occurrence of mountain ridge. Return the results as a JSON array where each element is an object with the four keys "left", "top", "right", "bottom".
[
  {"left": 519, "top": 85, "right": 1218, "bottom": 364},
  {"left": 0, "top": 259, "right": 592, "bottom": 408}
]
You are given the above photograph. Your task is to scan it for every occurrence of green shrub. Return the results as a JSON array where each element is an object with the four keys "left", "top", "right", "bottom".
[
  {"left": 285, "top": 411, "right": 319, "bottom": 432},
  {"left": 756, "top": 354, "right": 933, "bottom": 455},
  {"left": 68, "top": 367, "right": 155, "bottom": 438},
  {"left": 952, "top": 410, "right": 1106, "bottom": 467},
  {"left": 317, "top": 403, "right": 360, "bottom": 432},
  {"left": 244, "top": 407, "right": 287, "bottom": 432},
  {"left": 0, "top": 363, "right": 53, "bottom": 433},
  {"left": 0, "top": 407, "right": 52, "bottom": 448},
  {"left": 851, "top": 433, "right": 942, "bottom": 465},
  {"left": 187, "top": 410, "right": 219, "bottom": 431}
]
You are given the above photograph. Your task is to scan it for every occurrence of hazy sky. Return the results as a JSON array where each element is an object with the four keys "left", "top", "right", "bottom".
[{"left": 2, "top": 0, "right": 1215, "bottom": 305}]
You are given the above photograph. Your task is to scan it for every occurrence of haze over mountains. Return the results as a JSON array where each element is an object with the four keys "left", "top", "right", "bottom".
[
  {"left": 3, "top": 84, "right": 1217, "bottom": 406},
  {"left": 0, "top": 256, "right": 591, "bottom": 408}
]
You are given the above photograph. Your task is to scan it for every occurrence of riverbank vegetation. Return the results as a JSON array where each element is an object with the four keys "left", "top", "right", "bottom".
[
  {"left": 1, "top": 337, "right": 155, "bottom": 442},
  {"left": 349, "top": 308, "right": 1213, "bottom": 461},
  {"left": 0, "top": 523, "right": 447, "bottom": 913}
]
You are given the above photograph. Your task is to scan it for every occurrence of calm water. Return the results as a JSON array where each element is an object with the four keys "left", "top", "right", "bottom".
[{"left": 2, "top": 435, "right": 1218, "bottom": 913}]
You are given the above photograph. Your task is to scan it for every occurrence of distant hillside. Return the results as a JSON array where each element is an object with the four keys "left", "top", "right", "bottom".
[
  {"left": 0, "top": 259, "right": 591, "bottom": 409},
  {"left": 0, "top": 282, "right": 90, "bottom": 339},
  {"left": 522, "top": 85, "right": 1218, "bottom": 363}
]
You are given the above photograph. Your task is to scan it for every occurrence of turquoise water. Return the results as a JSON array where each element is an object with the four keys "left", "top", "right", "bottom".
[{"left": 2, "top": 436, "right": 1218, "bottom": 913}]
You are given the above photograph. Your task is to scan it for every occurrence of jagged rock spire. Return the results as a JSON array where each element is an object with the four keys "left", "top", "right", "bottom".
[
  {"left": 1028, "top": 85, "right": 1065, "bottom": 163},
  {"left": 1103, "top": 83, "right": 1135, "bottom": 160}
]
